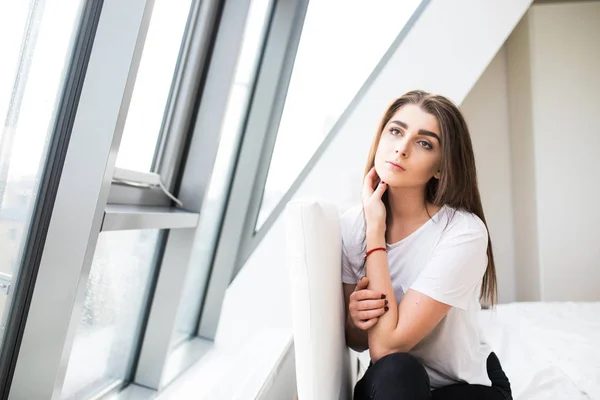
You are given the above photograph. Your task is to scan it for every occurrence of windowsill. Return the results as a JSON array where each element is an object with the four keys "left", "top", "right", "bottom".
[{"left": 155, "top": 328, "right": 294, "bottom": 399}]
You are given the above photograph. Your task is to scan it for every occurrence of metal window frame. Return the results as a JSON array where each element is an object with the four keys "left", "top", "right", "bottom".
[
  {"left": 234, "top": 0, "right": 431, "bottom": 274},
  {"left": 8, "top": 0, "right": 158, "bottom": 397},
  {"left": 101, "top": 205, "right": 199, "bottom": 231},
  {"left": 196, "top": 0, "right": 309, "bottom": 340},
  {"left": 0, "top": 0, "right": 103, "bottom": 396},
  {"left": 151, "top": 0, "right": 224, "bottom": 194},
  {"left": 2, "top": 0, "right": 370, "bottom": 396},
  {"left": 105, "top": 0, "right": 224, "bottom": 209},
  {"left": 133, "top": 0, "right": 260, "bottom": 390}
]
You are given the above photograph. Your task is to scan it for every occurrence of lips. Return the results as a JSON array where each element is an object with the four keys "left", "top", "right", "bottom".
[{"left": 387, "top": 161, "right": 406, "bottom": 171}]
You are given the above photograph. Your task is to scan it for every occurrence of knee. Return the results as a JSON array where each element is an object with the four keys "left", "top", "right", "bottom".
[
  {"left": 361, "top": 352, "right": 430, "bottom": 389},
  {"left": 373, "top": 353, "right": 423, "bottom": 372}
]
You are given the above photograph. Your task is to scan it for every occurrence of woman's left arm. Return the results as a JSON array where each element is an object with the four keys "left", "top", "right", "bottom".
[{"left": 365, "top": 228, "right": 451, "bottom": 362}]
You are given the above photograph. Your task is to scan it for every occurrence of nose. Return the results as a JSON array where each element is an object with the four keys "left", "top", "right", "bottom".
[{"left": 395, "top": 139, "right": 409, "bottom": 158}]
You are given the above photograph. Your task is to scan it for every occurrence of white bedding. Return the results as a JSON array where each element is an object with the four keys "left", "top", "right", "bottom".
[
  {"left": 355, "top": 302, "right": 600, "bottom": 399},
  {"left": 479, "top": 302, "right": 600, "bottom": 400}
]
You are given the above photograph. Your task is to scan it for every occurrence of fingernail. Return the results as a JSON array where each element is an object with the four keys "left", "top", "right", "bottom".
[
  {"left": 384, "top": 300, "right": 388, "bottom": 306},
  {"left": 384, "top": 306, "right": 389, "bottom": 312},
  {"left": 381, "top": 294, "right": 386, "bottom": 299}
]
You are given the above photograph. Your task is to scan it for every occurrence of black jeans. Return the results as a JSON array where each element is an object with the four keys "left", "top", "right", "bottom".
[{"left": 354, "top": 352, "right": 512, "bottom": 400}]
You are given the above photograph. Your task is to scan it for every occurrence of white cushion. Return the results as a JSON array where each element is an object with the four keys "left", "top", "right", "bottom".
[{"left": 285, "top": 200, "right": 352, "bottom": 400}]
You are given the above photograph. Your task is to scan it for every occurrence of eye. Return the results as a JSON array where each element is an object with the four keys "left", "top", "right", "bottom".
[
  {"left": 418, "top": 141, "right": 433, "bottom": 150},
  {"left": 389, "top": 127, "right": 402, "bottom": 136}
]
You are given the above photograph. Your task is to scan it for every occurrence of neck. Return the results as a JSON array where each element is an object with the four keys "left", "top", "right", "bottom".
[{"left": 385, "top": 185, "right": 430, "bottom": 222}]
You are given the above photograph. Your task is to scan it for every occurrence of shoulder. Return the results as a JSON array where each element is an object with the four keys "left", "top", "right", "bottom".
[
  {"left": 340, "top": 204, "right": 364, "bottom": 233},
  {"left": 443, "top": 206, "right": 488, "bottom": 235},
  {"left": 339, "top": 205, "right": 365, "bottom": 247},
  {"left": 440, "top": 206, "right": 488, "bottom": 244}
]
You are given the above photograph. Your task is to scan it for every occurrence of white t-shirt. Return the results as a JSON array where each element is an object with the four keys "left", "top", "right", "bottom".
[{"left": 341, "top": 204, "right": 494, "bottom": 389}]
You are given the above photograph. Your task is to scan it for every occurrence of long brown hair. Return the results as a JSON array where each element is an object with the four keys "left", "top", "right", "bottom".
[{"left": 364, "top": 90, "right": 497, "bottom": 307}]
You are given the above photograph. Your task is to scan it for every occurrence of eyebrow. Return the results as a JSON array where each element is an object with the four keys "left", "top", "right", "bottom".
[{"left": 390, "top": 120, "right": 441, "bottom": 143}]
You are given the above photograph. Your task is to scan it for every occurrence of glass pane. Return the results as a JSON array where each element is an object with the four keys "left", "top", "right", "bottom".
[
  {"left": 115, "top": 0, "right": 193, "bottom": 172},
  {"left": 171, "top": 0, "right": 273, "bottom": 347},
  {"left": 61, "top": 230, "right": 161, "bottom": 399},
  {"left": 0, "top": 0, "right": 84, "bottom": 348},
  {"left": 256, "top": 0, "right": 423, "bottom": 228}
]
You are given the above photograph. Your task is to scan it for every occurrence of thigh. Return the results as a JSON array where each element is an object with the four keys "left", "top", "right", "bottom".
[
  {"left": 432, "top": 383, "right": 507, "bottom": 400},
  {"left": 354, "top": 353, "right": 431, "bottom": 400}
]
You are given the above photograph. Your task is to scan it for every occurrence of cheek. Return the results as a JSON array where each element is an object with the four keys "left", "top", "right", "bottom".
[
  {"left": 374, "top": 136, "right": 392, "bottom": 163},
  {"left": 410, "top": 154, "right": 441, "bottom": 181},
  {"left": 420, "top": 156, "right": 441, "bottom": 178}
]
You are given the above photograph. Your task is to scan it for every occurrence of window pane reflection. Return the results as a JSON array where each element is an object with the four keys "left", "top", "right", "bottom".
[
  {"left": 61, "top": 230, "right": 161, "bottom": 399},
  {"left": 0, "top": 0, "right": 84, "bottom": 349},
  {"left": 115, "top": 0, "right": 193, "bottom": 172}
]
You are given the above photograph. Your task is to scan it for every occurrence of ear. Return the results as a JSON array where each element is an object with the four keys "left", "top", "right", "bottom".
[{"left": 433, "top": 170, "right": 441, "bottom": 180}]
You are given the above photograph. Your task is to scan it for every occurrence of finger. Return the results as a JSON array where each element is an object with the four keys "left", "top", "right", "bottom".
[
  {"left": 354, "top": 276, "right": 369, "bottom": 292},
  {"left": 351, "top": 289, "right": 386, "bottom": 301},
  {"left": 362, "top": 168, "right": 378, "bottom": 197},
  {"left": 362, "top": 179, "right": 374, "bottom": 199},
  {"left": 371, "top": 180, "right": 387, "bottom": 200},
  {"left": 357, "top": 299, "right": 387, "bottom": 311},
  {"left": 359, "top": 318, "right": 379, "bottom": 331},
  {"left": 358, "top": 307, "right": 387, "bottom": 320}
]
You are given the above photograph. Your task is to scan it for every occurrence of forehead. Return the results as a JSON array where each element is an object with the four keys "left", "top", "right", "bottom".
[{"left": 389, "top": 104, "right": 440, "bottom": 134}]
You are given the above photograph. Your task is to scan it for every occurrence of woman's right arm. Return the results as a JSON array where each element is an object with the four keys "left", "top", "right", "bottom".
[
  {"left": 343, "top": 279, "right": 388, "bottom": 352},
  {"left": 344, "top": 283, "right": 369, "bottom": 352}
]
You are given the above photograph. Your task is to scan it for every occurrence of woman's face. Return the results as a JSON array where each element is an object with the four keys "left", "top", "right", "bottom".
[{"left": 374, "top": 104, "right": 442, "bottom": 189}]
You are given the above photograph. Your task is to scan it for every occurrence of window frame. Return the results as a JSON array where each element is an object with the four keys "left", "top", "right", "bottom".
[
  {"left": 8, "top": 0, "right": 160, "bottom": 397},
  {"left": 0, "top": 0, "right": 103, "bottom": 396},
  {"left": 4, "top": 0, "right": 316, "bottom": 397},
  {"left": 196, "top": 0, "right": 309, "bottom": 339},
  {"left": 232, "top": 0, "right": 431, "bottom": 278}
]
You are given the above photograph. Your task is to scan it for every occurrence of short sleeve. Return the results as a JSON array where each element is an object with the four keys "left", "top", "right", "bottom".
[
  {"left": 341, "top": 240, "right": 359, "bottom": 284},
  {"left": 410, "top": 212, "right": 488, "bottom": 310},
  {"left": 340, "top": 205, "right": 364, "bottom": 285}
]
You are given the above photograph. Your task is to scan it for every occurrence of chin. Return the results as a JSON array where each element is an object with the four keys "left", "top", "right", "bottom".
[{"left": 376, "top": 167, "right": 397, "bottom": 184}]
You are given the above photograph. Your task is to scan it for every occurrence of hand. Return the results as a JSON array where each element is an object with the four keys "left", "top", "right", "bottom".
[
  {"left": 348, "top": 277, "right": 389, "bottom": 330},
  {"left": 362, "top": 167, "right": 387, "bottom": 234}
]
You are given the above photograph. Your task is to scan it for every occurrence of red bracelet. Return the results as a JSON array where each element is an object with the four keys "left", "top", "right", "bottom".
[{"left": 364, "top": 247, "right": 387, "bottom": 260}]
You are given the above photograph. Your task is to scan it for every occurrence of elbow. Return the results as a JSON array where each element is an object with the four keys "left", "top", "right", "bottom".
[
  {"left": 368, "top": 344, "right": 393, "bottom": 364},
  {"left": 368, "top": 341, "right": 413, "bottom": 364}
]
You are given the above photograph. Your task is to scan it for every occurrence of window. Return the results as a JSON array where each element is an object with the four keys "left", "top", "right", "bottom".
[
  {"left": 172, "top": 0, "right": 274, "bottom": 347},
  {"left": 5, "top": 0, "right": 313, "bottom": 396},
  {"left": 115, "top": 0, "right": 193, "bottom": 172},
  {"left": 256, "top": 0, "right": 422, "bottom": 229},
  {"left": 0, "top": 0, "right": 84, "bottom": 350},
  {"left": 8, "top": 227, "right": 17, "bottom": 242},
  {"left": 61, "top": 230, "right": 161, "bottom": 399}
]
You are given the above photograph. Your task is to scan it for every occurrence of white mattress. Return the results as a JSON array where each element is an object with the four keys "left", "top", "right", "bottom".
[{"left": 479, "top": 302, "right": 600, "bottom": 400}]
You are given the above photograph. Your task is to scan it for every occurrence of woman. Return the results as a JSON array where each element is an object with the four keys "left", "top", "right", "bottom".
[{"left": 341, "top": 90, "right": 512, "bottom": 399}]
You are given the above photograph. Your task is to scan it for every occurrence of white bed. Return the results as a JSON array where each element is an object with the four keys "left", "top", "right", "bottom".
[{"left": 478, "top": 302, "right": 600, "bottom": 400}]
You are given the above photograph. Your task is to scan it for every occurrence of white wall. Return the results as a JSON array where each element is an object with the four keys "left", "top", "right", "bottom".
[
  {"left": 529, "top": 2, "right": 600, "bottom": 301},
  {"left": 506, "top": 2, "right": 600, "bottom": 302},
  {"left": 215, "top": 0, "right": 532, "bottom": 345},
  {"left": 506, "top": 12, "right": 542, "bottom": 301},
  {"left": 461, "top": 47, "right": 517, "bottom": 304}
]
